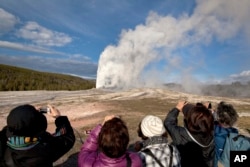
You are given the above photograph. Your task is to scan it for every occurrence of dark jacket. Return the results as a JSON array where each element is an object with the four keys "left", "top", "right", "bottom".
[
  {"left": 2, "top": 116, "right": 75, "bottom": 167},
  {"left": 164, "top": 108, "right": 215, "bottom": 167}
]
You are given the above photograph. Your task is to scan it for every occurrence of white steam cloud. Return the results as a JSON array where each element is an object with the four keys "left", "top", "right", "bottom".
[{"left": 96, "top": 0, "right": 250, "bottom": 90}]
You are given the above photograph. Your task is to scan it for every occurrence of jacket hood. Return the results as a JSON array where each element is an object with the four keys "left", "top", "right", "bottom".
[
  {"left": 7, "top": 104, "right": 47, "bottom": 137},
  {"left": 185, "top": 128, "right": 214, "bottom": 147}
]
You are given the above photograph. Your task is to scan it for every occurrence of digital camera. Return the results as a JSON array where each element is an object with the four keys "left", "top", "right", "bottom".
[{"left": 39, "top": 107, "right": 50, "bottom": 113}]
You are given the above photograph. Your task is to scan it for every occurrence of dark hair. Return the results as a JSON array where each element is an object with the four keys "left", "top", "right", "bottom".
[
  {"left": 182, "top": 103, "right": 195, "bottom": 116},
  {"left": 98, "top": 117, "right": 129, "bottom": 158},
  {"left": 137, "top": 122, "right": 168, "bottom": 140},
  {"left": 217, "top": 101, "right": 238, "bottom": 126},
  {"left": 185, "top": 104, "right": 214, "bottom": 136},
  {"left": 137, "top": 122, "right": 147, "bottom": 140}
]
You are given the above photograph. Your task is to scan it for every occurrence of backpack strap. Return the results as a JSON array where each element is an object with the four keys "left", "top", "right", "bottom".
[
  {"left": 126, "top": 153, "right": 131, "bottom": 167},
  {"left": 232, "top": 134, "right": 249, "bottom": 141},
  {"left": 142, "top": 149, "right": 164, "bottom": 167},
  {"left": 169, "top": 145, "right": 173, "bottom": 167}
]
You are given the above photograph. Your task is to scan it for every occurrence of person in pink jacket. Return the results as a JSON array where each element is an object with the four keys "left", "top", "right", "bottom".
[{"left": 78, "top": 115, "right": 142, "bottom": 167}]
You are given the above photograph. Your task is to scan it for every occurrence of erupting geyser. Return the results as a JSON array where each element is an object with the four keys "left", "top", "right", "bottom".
[{"left": 96, "top": 0, "right": 249, "bottom": 90}]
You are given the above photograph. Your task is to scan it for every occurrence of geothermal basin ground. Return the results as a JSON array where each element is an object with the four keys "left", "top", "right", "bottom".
[{"left": 1, "top": 88, "right": 250, "bottom": 166}]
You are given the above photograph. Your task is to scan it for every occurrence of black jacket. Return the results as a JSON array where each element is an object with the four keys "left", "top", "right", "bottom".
[
  {"left": 164, "top": 108, "right": 215, "bottom": 167},
  {"left": 1, "top": 116, "right": 75, "bottom": 167}
]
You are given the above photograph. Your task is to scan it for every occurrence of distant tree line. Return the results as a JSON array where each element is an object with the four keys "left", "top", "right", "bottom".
[{"left": 0, "top": 64, "right": 96, "bottom": 91}]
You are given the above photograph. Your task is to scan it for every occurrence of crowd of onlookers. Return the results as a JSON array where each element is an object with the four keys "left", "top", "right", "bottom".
[{"left": 0, "top": 99, "right": 248, "bottom": 167}]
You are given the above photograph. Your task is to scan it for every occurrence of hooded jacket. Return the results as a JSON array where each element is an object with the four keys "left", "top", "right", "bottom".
[
  {"left": 164, "top": 107, "right": 215, "bottom": 167},
  {"left": 2, "top": 104, "right": 75, "bottom": 167},
  {"left": 78, "top": 124, "right": 142, "bottom": 167}
]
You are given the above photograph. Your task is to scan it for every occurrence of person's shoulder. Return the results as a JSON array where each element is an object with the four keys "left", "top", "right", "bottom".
[
  {"left": 127, "top": 151, "right": 141, "bottom": 159},
  {"left": 127, "top": 151, "right": 143, "bottom": 166},
  {"left": 228, "top": 126, "right": 238, "bottom": 133}
]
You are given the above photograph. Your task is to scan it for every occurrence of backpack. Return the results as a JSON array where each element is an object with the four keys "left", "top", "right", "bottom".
[{"left": 219, "top": 132, "right": 250, "bottom": 167}]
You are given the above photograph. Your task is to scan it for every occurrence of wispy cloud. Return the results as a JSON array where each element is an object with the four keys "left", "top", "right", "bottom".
[
  {"left": 0, "top": 8, "right": 19, "bottom": 35},
  {"left": 0, "top": 54, "right": 97, "bottom": 78},
  {"left": 0, "top": 8, "right": 72, "bottom": 53},
  {"left": 0, "top": 40, "right": 61, "bottom": 54},
  {"left": 17, "top": 21, "right": 72, "bottom": 47},
  {"left": 0, "top": 6, "right": 96, "bottom": 78}
]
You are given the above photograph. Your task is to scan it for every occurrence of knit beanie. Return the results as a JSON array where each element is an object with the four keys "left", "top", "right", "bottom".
[
  {"left": 7, "top": 104, "right": 47, "bottom": 137},
  {"left": 140, "top": 115, "right": 166, "bottom": 137}
]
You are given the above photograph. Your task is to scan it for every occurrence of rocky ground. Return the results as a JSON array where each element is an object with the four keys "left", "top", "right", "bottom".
[{"left": 1, "top": 88, "right": 250, "bottom": 166}]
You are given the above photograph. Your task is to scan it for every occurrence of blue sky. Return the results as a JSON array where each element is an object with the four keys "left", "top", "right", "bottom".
[{"left": 0, "top": 0, "right": 250, "bottom": 89}]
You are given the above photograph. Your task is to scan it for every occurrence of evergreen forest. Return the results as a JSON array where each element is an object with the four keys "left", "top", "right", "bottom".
[{"left": 0, "top": 64, "right": 95, "bottom": 91}]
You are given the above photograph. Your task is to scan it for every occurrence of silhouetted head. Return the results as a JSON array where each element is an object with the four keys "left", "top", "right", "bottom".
[
  {"left": 98, "top": 117, "right": 129, "bottom": 158},
  {"left": 184, "top": 104, "right": 214, "bottom": 136},
  {"left": 7, "top": 104, "right": 47, "bottom": 137},
  {"left": 216, "top": 101, "right": 238, "bottom": 127}
]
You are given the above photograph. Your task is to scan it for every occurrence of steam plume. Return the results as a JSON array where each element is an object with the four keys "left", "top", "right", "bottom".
[{"left": 96, "top": 0, "right": 250, "bottom": 90}]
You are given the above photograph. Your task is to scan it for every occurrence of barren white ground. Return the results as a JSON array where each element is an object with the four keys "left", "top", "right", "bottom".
[
  {"left": 1, "top": 88, "right": 250, "bottom": 131},
  {"left": 1, "top": 88, "right": 250, "bottom": 166}
]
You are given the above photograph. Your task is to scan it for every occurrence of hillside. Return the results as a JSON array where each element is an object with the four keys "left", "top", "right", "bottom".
[{"left": 0, "top": 64, "right": 95, "bottom": 91}]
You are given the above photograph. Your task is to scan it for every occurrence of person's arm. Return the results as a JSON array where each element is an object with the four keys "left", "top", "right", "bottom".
[
  {"left": 164, "top": 107, "right": 180, "bottom": 133},
  {"left": 39, "top": 105, "right": 75, "bottom": 162},
  {"left": 78, "top": 115, "right": 116, "bottom": 167},
  {"left": 165, "top": 101, "right": 187, "bottom": 127},
  {"left": 78, "top": 124, "right": 101, "bottom": 167},
  {"left": 164, "top": 101, "right": 187, "bottom": 144}
]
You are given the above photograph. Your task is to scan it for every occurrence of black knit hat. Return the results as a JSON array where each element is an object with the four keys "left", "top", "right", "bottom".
[{"left": 7, "top": 104, "right": 47, "bottom": 137}]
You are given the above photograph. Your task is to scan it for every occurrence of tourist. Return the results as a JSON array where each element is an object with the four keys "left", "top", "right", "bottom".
[
  {"left": 213, "top": 101, "right": 239, "bottom": 167},
  {"left": 78, "top": 115, "right": 142, "bottom": 167},
  {"left": 164, "top": 101, "right": 215, "bottom": 167},
  {"left": 0, "top": 104, "right": 75, "bottom": 167},
  {"left": 134, "top": 115, "right": 181, "bottom": 167}
]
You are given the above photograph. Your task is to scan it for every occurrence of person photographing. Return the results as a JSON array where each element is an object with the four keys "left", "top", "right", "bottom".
[{"left": 0, "top": 104, "right": 75, "bottom": 167}]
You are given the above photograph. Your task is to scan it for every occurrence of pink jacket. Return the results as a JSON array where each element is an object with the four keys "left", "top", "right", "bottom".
[{"left": 78, "top": 124, "right": 142, "bottom": 167}]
